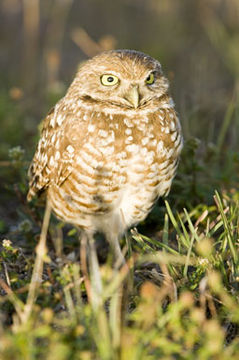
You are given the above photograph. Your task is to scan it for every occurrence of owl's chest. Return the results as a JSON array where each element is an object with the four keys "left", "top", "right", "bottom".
[
  {"left": 82, "top": 111, "right": 158, "bottom": 161},
  {"left": 73, "top": 109, "right": 179, "bottom": 184},
  {"left": 81, "top": 119, "right": 152, "bottom": 177},
  {"left": 49, "top": 109, "right": 181, "bottom": 228}
]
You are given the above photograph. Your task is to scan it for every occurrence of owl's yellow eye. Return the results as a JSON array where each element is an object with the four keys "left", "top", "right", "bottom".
[
  {"left": 101, "top": 74, "right": 119, "bottom": 86},
  {"left": 146, "top": 72, "right": 155, "bottom": 85}
]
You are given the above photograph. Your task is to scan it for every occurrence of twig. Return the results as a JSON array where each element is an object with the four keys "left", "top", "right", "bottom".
[
  {"left": 20, "top": 199, "right": 51, "bottom": 324},
  {"left": 71, "top": 28, "right": 102, "bottom": 57},
  {"left": 80, "top": 232, "right": 92, "bottom": 303},
  {"left": 3, "top": 261, "right": 11, "bottom": 287},
  {"left": 0, "top": 161, "right": 29, "bottom": 167},
  {"left": 0, "top": 277, "right": 24, "bottom": 320},
  {"left": 0, "top": 277, "right": 12, "bottom": 296}
]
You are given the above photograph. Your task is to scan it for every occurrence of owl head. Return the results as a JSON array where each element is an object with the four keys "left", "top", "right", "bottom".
[{"left": 69, "top": 49, "right": 169, "bottom": 110}]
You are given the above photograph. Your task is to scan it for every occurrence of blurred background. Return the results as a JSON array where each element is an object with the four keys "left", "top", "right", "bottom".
[
  {"left": 0, "top": 0, "right": 239, "bottom": 233},
  {"left": 1, "top": 0, "right": 239, "bottom": 153}
]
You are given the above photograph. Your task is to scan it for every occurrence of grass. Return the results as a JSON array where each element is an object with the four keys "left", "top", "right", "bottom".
[
  {"left": 0, "top": 118, "right": 239, "bottom": 359},
  {"left": 0, "top": 3, "right": 239, "bottom": 355}
]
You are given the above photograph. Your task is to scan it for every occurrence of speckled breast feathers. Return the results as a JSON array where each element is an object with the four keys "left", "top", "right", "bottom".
[{"left": 28, "top": 49, "right": 183, "bottom": 237}]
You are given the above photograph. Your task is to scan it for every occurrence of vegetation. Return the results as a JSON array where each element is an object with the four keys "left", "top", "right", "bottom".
[{"left": 0, "top": 1, "right": 239, "bottom": 359}]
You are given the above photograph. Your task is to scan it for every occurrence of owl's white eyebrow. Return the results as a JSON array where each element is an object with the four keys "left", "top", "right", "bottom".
[
  {"left": 101, "top": 70, "right": 121, "bottom": 77},
  {"left": 147, "top": 70, "right": 157, "bottom": 76}
]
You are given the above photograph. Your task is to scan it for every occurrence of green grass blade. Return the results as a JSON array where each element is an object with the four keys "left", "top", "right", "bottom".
[{"left": 165, "top": 200, "right": 190, "bottom": 248}]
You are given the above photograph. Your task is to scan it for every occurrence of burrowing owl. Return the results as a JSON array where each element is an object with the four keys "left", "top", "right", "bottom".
[{"left": 28, "top": 49, "right": 183, "bottom": 264}]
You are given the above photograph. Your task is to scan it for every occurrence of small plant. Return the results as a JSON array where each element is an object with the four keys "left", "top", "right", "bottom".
[{"left": 1, "top": 178, "right": 239, "bottom": 359}]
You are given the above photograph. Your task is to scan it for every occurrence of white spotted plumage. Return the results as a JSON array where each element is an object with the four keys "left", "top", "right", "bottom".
[{"left": 28, "top": 49, "right": 183, "bottom": 265}]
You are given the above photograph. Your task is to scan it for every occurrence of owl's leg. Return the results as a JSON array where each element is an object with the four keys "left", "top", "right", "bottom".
[
  {"left": 80, "top": 231, "right": 102, "bottom": 300},
  {"left": 106, "top": 233, "right": 126, "bottom": 269},
  {"left": 87, "top": 232, "right": 103, "bottom": 296}
]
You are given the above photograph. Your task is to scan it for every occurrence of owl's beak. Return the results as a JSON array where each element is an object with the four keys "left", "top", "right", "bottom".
[{"left": 124, "top": 86, "right": 140, "bottom": 108}]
